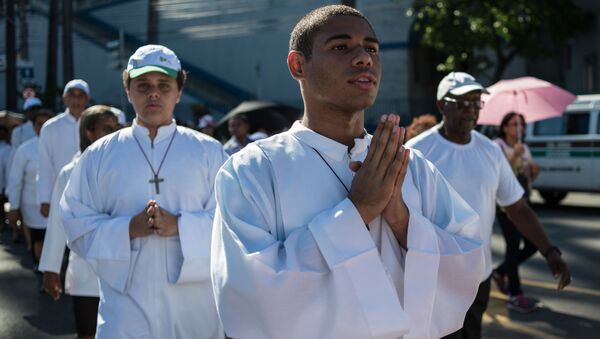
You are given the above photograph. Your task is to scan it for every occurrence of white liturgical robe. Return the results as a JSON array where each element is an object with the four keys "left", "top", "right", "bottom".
[
  {"left": 39, "top": 156, "right": 99, "bottom": 296},
  {"left": 7, "top": 137, "right": 47, "bottom": 228},
  {"left": 38, "top": 110, "right": 80, "bottom": 205},
  {"left": 10, "top": 121, "right": 36, "bottom": 150},
  {"left": 211, "top": 122, "right": 485, "bottom": 339},
  {"left": 61, "top": 120, "right": 227, "bottom": 339}
]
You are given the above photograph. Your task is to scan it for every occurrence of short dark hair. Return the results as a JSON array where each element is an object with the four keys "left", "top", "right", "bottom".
[
  {"left": 498, "top": 112, "right": 526, "bottom": 140},
  {"left": 230, "top": 114, "right": 250, "bottom": 125},
  {"left": 122, "top": 70, "right": 187, "bottom": 91},
  {"left": 289, "top": 5, "right": 372, "bottom": 60},
  {"left": 79, "top": 105, "right": 119, "bottom": 151},
  {"left": 32, "top": 109, "right": 54, "bottom": 123}
]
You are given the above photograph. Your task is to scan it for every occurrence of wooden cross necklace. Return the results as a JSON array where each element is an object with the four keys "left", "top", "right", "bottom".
[{"left": 133, "top": 129, "right": 177, "bottom": 194}]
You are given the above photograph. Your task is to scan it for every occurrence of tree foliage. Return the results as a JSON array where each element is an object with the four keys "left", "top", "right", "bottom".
[{"left": 406, "top": 0, "right": 594, "bottom": 81}]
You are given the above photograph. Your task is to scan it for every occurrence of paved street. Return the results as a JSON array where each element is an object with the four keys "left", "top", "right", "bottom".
[
  {"left": 0, "top": 228, "right": 74, "bottom": 339},
  {"left": 0, "top": 192, "right": 598, "bottom": 338},
  {"left": 484, "top": 191, "right": 600, "bottom": 338}
]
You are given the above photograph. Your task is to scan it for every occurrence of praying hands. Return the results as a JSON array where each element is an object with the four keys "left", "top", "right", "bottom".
[
  {"left": 129, "top": 200, "right": 179, "bottom": 239},
  {"left": 348, "top": 114, "right": 411, "bottom": 248}
]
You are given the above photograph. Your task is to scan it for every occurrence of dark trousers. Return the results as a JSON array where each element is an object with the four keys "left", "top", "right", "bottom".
[
  {"left": 495, "top": 208, "right": 538, "bottom": 296},
  {"left": 72, "top": 295, "right": 100, "bottom": 337},
  {"left": 442, "top": 276, "right": 491, "bottom": 339}
]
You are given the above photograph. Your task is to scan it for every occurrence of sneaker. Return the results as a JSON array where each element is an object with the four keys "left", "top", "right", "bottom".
[
  {"left": 492, "top": 269, "right": 509, "bottom": 295},
  {"left": 507, "top": 293, "right": 537, "bottom": 313}
]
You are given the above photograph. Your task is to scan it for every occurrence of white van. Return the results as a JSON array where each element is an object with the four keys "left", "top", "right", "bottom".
[{"left": 526, "top": 94, "right": 600, "bottom": 205}]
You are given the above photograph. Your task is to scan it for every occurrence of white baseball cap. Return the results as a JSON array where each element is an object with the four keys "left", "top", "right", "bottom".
[
  {"left": 63, "top": 79, "right": 90, "bottom": 96},
  {"left": 23, "top": 97, "right": 42, "bottom": 111},
  {"left": 437, "top": 72, "right": 488, "bottom": 100},
  {"left": 126, "top": 44, "right": 181, "bottom": 79},
  {"left": 198, "top": 115, "right": 214, "bottom": 129}
]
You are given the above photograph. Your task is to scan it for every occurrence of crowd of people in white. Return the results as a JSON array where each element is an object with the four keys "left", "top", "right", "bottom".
[{"left": 0, "top": 5, "right": 571, "bottom": 339}]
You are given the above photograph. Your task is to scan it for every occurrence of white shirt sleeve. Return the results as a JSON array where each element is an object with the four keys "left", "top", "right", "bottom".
[
  {"left": 6, "top": 147, "right": 26, "bottom": 210},
  {"left": 60, "top": 150, "right": 133, "bottom": 293},
  {"left": 39, "top": 167, "right": 70, "bottom": 273},
  {"left": 37, "top": 125, "right": 55, "bottom": 204}
]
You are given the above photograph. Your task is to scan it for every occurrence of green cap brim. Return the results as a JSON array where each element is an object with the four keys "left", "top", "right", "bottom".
[{"left": 129, "top": 65, "right": 178, "bottom": 79}]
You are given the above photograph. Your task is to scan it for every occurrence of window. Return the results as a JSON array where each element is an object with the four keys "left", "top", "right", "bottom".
[{"left": 533, "top": 112, "right": 590, "bottom": 135}]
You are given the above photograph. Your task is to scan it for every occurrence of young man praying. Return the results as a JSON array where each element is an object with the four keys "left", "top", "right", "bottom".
[
  {"left": 211, "top": 5, "right": 485, "bottom": 339},
  {"left": 61, "top": 45, "right": 227, "bottom": 338}
]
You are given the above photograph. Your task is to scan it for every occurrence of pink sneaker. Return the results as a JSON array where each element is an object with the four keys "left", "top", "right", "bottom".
[{"left": 507, "top": 293, "right": 537, "bottom": 313}]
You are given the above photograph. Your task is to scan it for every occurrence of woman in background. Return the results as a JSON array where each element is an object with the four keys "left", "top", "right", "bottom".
[{"left": 492, "top": 112, "right": 541, "bottom": 313}]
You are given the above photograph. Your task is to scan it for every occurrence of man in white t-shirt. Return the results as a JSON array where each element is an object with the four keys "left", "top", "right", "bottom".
[{"left": 407, "top": 72, "right": 571, "bottom": 339}]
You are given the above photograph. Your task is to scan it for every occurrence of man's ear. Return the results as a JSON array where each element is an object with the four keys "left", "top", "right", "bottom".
[
  {"left": 287, "top": 50, "right": 306, "bottom": 80},
  {"left": 124, "top": 87, "right": 132, "bottom": 103}
]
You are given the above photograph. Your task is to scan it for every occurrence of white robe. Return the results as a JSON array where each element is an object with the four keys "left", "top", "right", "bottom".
[
  {"left": 10, "top": 121, "right": 35, "bottom": 150},
  {"left": 0, "top": 141, "right": 11, "bottom": 192},
  {"left": 6, "top": 137, "right": 47, "bottom": 228},
  {"left": 39, "top": 155, "right": 100, "bottom": 296},
  {"left": 38, "top": 110, "right": 80, "bottom": 205},
  {"left": 211, "top": 122, "right": 485, "bottom": 339},
  {"left": 61, "top": 120, "right": 227, "bottom": 339}
]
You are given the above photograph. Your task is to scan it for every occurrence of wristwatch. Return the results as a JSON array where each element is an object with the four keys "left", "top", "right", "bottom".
[{"left": 543, "top": 245, "right": 562, "bottom": 258}]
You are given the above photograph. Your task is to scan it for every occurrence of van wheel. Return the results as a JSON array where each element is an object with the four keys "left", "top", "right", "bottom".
[{"left": 539, "top": 190, "right": 568, "bottom": 206}]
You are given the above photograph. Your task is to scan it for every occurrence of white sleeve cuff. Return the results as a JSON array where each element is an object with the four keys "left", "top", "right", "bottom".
[{"left": 308, "top": 198, "right": 375, "bottom": 269}]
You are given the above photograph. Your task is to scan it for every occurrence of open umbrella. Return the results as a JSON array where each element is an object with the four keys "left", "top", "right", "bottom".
[
  {"left": 215, "top": 101, "right": 301, "bottom": 137},
  {"left": 478, "top": 77, "right": 576, "bottom": 125},
  {"left": 0, "top": 110, "right": 25, "bottom": 129}
]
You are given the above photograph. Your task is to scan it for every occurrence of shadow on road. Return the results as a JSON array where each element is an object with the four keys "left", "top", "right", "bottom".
[{"left": 485, "top": 293, "right": 600, "bottom": 338}]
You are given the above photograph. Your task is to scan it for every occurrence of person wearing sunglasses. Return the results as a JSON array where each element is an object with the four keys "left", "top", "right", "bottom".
[{"left": 407, "top": 72, "right": 571, "bottom": 339}]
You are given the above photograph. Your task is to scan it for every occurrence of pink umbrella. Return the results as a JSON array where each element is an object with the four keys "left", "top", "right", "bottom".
[{"left": 477, "top": 76, "right": 576, "bottom": 125}]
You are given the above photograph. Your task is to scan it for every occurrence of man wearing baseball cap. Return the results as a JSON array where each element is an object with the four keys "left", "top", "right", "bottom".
[
  {"left": 60, "top": 44, "right": 227, "bottom": 338},
  {"left": 10, "top": 97, "right": 43, "bottom": 150},
  {"left": 37, "top": 79, "right": 90, "bottom": 218},
  {"left": 407, "top": 72, "right": 571, "bottom": 338}
]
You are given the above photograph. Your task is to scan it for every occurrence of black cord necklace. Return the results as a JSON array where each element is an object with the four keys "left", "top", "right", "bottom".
[
  {"left": 310, "top": 146, "right": 369, "bottom": 230},
  {"left": 311, "top": 147, "right": 350, "bottom": 193},
  {"left": 133, "top": 129, "right": 177, "bottom": 194}
]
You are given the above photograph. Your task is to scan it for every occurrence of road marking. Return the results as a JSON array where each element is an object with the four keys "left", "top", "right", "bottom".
[
  {"left": 490, "top": 290, "right": 509, "bottom": 301},
  {"left": 522, "top": 279, "right": 600, "bottom": 297}
]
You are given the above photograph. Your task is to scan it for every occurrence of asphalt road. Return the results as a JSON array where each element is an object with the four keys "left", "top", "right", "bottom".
[
  {"left": 0, "top": 228, "right": 74, "bottom": 339},
  {"left": 0, "top": 191, "right": 598, "bottom": 338},
  {"left": 484, "top": 191, "right": 600, "bottom": 338}
]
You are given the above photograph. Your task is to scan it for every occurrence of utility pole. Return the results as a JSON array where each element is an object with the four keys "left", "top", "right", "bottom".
[
  {"left": 6, "top": 0, "right": 17, "bottom": 110},
  {"left": 147, "top": 0, "right": 159, "bottom": 43},
  {"left": 45, "top": 0, "right": 58, "bottom": 111},
  {"left": 62, "top": 0, "right": 73, "bottom": 82},
  {"left": 17, "top": 0, "right": 28, "bottom": 60}
]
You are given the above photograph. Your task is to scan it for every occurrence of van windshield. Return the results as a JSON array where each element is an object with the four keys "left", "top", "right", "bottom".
[{"left": 533, "top": 112, "right": 590, "bottom": 135}]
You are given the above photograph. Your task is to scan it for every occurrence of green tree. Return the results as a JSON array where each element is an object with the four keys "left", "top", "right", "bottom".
[{"left": 407, "top": 0, "right": 594, "bottom": 82}]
